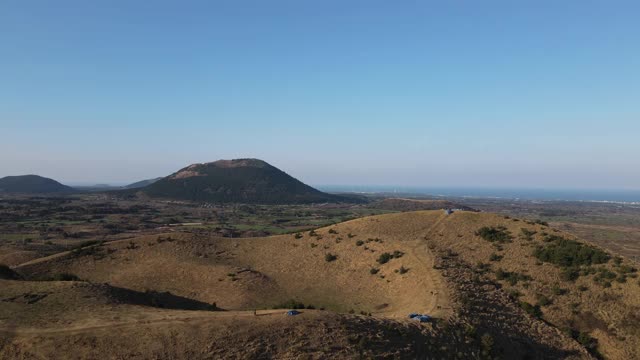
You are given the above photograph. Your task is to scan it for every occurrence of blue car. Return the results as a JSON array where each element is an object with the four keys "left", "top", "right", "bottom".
[
  {"left": 286, "top": 310, "right": 301, "bottom": 316},
  {"left": 415, "top": 315, "right": 431, "bottom": 323},
  {"left": 408, "top": 313, "right": 420, "bottom": 319}
]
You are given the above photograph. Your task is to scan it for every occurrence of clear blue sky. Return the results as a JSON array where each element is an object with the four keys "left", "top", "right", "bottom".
[{"left": 1, "top": 1, "right": 639, "bottom": 188}]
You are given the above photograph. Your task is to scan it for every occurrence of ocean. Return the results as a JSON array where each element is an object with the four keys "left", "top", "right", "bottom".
[{"left": 317, "top": 186, "right": 640, "bottom": 203}]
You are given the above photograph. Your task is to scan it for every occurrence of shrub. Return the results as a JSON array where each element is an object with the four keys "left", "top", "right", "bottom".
[
  {"left": 348, "top": 233, "right": 356, "bottom": 238},
  {"left": 519, "top": 301, "right": 543, "bottom": 318},
  {"left": 275, "top": 299, "right": 305, "bottom": 309},
  {"left": 325, "top": 253, "right": 337, "bottom": 262},
  {"left": 507, "top": 289, "right": 522, "bottom": 300},
  {"left": 534, "top": 219, "right": 549, "bottom": 226},
  {"left": 536, "top": 294, "right": 552, "bottom": 307},
  {"left": 475, "top": 226, "right": 513, "bottom": 243},
  {"left": 561, "top": 267, "right": 580, "bottom": 282},
  {"left": 294, "top": 233, "right": 303, "bottom": 239},
  {"left": 328, "top": 229, "right": 338, "bottom": 234},
  {"left": 51, "top": 273, "right": 80, "bottom": 281},
  {"left": 489, "top": 253, "right": 503, "bottom": 262},
  {"left": 356, "top": 240, "right": 364, "bottom": 246},
  {"left": 551, "top": 285, "right": 568, "bottom": 295},
  {"left": 533, "top": 237, "right": 610, "bottom": 268},
  {"left": 392, "top": 250, "right": 404, "bottom": 258},
  {"left": 399, "top": 266, "right": 409, "bottom": 274},
  {"left": 495, "top": 268, "right": 532, "bottom": 285},
  {"left": 520, "top": 228, "right": 537, "bottom": 241},
  {"left": 370, "top": 268, "right": 379, "bottom": 275},
  {"left": 575, "top": 331, "right": 598, "bottom": 351},
  {"left": 377, "top": 252, "right": 393, "bottom": 264}
]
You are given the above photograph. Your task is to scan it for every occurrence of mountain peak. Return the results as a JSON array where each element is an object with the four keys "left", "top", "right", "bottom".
[
  {"left": 138, "top": 159, "right": 356, "bottom": 204},
  {"left": 0, "top": 174, "right": 74, "bottom": 193}
]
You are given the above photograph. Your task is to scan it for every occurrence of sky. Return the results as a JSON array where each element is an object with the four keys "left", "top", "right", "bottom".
[{"left": 1, "top": 1, "right": 639, "bottom": 188}]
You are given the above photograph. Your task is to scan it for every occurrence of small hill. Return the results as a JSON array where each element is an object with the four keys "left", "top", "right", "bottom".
[
  {"left": 137, "top": 159, "right": 356, "bottom": 204},
  {"left": 124, "top": 177, "right": 162, "bottom": 189},
  {"left": 10, "top": 211, "right": 595, "bottom": 359},
  {"left": 0, "top": 175, "right": 74, "bottom": 194}
]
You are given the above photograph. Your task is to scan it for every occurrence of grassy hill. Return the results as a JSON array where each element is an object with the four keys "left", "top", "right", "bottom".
[
  {"left": 0, "top": 175, "right": 74, "bottom": 194},
  {"left": 9, "top": 210, "right": 636, "bottom": 358},
  {"left": 135, "top": 159, "right": 357, "bottom": 204}
]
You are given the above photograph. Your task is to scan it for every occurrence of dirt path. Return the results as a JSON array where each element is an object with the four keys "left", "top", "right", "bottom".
[
  {"left": 406, "top": 212, "right": 451, "bottom": 317},
  {"left": 0, "top": 309, "right": 289, "bottom": 335}
]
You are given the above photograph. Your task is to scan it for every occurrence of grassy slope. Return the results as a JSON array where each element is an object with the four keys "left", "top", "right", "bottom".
[{"left": 7, "top": 210, "right": 636, "bottom": 358}]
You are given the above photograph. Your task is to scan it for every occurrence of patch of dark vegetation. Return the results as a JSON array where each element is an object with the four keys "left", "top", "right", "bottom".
[
  {"left": 273, "top": 299, "right": 309, "bottom": 310},
  {"left": 535, "top": 294, "right": 552, "bottom": 307},
  {"left": 370, "top": 268, "right": 379, "bottom": 275},
  {"left": 489, "top": 253, "right": 503, "bottom": 262},
  {"left": 29, "top": 272, "right": 82, "bottom": 281},
  {"left": 356, "top": 240, "right": 364, "bottom": 246},
  {"left": 593, "top": 268, "right": 617, "bottom": 287},
  {"left": 563, "top": 328, "right": 601, "bottom": 357},
  {"left": 325, "top": 253, "right": 338, "bottom": 262},
  {"left": 533, "top": 236, "right": 610, "bottom": 268},
  {"left": 376, "top": 250, "right": 404, "bottom": 264},
  {"left": 519, "top": 301, "right": 543, "bottom": 319},
  {"left": 494, "top": 268, "right": 532, "bottom": 286},
  {"left": 398, "top": 266, "right": 409, "bottom": 274},
  {"left": 475, "top": 226, "right": 513, "bottom": 243},
  {"left": 551, "top": 284, "right": 568, "bottom": 296},
  {"left": 156, "top": 236, "right": 176, "bottom": 243},
  {"left": 0, "top": 263, "right": 22, "bottom": 280},
  {"left": 520, "top": 228, "right": 537, "bottom": 241}
]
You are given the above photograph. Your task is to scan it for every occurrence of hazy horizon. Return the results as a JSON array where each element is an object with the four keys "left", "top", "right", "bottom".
[{"left": 2, "top": 1, "right": 639, "bottom": 188}]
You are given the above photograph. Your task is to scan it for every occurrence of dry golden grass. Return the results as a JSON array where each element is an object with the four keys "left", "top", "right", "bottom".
[{"left": 3, "top": 210, "right": 637, "bottom": 358}]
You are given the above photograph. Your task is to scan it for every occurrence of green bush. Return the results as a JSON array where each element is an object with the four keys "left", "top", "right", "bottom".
[
  {"left": 377, "top": 252, "right": 393, "bottom": 264},
  {"left": 370, "top": 268, "right": 379, "bottom": 275},
  {"left": 325, "top": 253, "right": 337, "bottom": 262},
  {"left": 399, "top": 266, "right": 409, "bottom": 274},
  {"left": 495, "top": 268, "right": 532, "bottom": 285},
  {"left": 519, "top": 301, "right": 543, "bottom": 318},
  {"left": 520, "top": 228, "right": 537, "bottom": 241},
  {"left": 489, "top": 253, "right": 503, "bottom": 262},
  {"left": 533, "top": 237, "right": 610, "bottom": 268},
  {"left": 356, "top": 240, "right": 364, "bottom": 246},
  {"left": 475, "top": 226, "right": 513, "bottom": 243},
  {"left": 536, "top": 294, "right": 552, "bottom": 307},
  {"left": 561, "top": 267, "right": 580, "bottom": 282},
  {"left": 274, "top": 299, "right": 305, "bottom": 309},
  {"left": 551, "top": 285, "right": 568, "bottom": 295}
]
